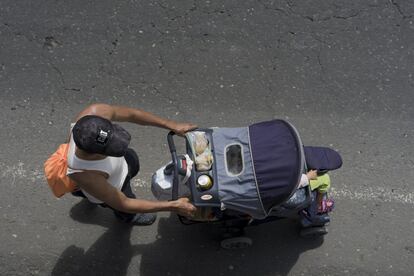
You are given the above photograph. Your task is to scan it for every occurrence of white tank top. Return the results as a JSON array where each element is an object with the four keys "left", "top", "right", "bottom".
[{"left": 66, "top": 124, "right": 129, "bottom": 204}]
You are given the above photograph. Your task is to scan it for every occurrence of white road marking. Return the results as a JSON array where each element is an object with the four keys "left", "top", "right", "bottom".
[
  {"left": 131, "top": 178, "right": 149, "bottom": 188},
  {"left": 1, "top": 162, "right": 413, "bottom": 204},
  {"left": 1, "top": 161, "right": 44, "bottom": 185},
  {"left": 330, "top": 186, "right": 414, "bottom": 204}
]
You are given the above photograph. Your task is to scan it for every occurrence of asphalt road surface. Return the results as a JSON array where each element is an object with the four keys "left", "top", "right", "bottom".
[{"left": 1, "top": 0, "right": 413, "bottom": 275}]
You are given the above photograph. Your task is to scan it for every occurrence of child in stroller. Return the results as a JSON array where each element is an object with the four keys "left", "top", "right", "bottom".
[{"left": 152, "top": 119, "right": 342, "bottom": 248}]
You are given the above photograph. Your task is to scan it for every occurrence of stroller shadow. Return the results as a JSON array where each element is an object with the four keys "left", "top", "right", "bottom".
[
  {"left": 140, "top": 216, "right": 324, "bottom": 276},
  {"left": 52, "top": 200, "right": 323, "bottom": 276}
]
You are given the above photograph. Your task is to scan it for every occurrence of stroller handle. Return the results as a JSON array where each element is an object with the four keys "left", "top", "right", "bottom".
[{"left": 167, "top": 131, "right": 180, "bottom": 201}]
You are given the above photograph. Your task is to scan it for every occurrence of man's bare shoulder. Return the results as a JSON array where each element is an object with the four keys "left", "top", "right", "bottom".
[{"left": 74, "top": 103, "right": 114, "bottom": 122}]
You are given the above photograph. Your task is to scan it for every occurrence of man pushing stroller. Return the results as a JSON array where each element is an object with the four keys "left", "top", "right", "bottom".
[{"left": 45, "top": 103, "right": 197, "bottom": 225}]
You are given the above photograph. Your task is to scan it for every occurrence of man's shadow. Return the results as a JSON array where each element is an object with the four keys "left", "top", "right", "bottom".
[
  {"left": 52, "top": 200, "right": 324, "bottom": 275},
  {"left": 51, "top": 200, "right": 139, "bottom": 276}
]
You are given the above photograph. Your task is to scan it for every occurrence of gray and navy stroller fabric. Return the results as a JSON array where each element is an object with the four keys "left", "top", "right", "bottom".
[
  {"left": 154, "top": 119, "right": 342, "bottom": 221},
  {"left": 211, "top": 120, "right": 305, "bottom": 219}
]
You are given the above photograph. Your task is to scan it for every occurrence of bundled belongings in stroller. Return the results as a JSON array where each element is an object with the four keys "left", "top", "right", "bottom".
[{"left": 152, "top": 119, "right": 342, "bottom": 248}]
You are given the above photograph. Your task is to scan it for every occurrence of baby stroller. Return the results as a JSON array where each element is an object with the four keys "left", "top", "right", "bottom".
[{"left": 152, "top": 119, "right": 342, "bottom": 249}]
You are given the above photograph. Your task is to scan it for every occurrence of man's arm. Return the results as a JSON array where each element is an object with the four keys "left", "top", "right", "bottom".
[
  {"left": 75, "top": 103, "right": 197, "bottom": 135},
  {"left": 69, "top": 172, "right": 196, "bottom": 217}
]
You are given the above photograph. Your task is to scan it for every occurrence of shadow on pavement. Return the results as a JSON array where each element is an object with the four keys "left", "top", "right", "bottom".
[
  {"left": 139, "top": 216, "right": 323, "bottom": 276},
  {"left": 51, "top": 200, "right": 137, "bottom": 276},
  {"left": 52, "top": 200, "right": 323, "bottom": 276}
]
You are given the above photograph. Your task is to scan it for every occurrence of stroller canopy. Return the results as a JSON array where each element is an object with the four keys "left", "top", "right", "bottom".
[{"left": 212, "top": 120, "right": 304, "bottom": 218}]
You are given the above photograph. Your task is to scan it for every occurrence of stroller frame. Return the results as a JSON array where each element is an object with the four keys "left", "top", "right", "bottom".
[{"left": 165, "top": 124, "right": 337, "bottom": 248}]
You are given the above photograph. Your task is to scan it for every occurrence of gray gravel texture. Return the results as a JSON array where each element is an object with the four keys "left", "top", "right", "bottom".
[{"left": 0, "top": 0, "right": 413, "bottom": 275}]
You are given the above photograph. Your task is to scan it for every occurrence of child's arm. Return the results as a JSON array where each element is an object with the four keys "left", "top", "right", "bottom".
[
  {"left": 306, "top": 170, "right": 318, "bottom": 180},
  {"left": 298, "top": 170, "right": 318, "bottom": 188}
]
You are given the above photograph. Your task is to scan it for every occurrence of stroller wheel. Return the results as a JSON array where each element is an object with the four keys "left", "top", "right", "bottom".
[
  {"left": 299, "top": 226, "right": 328, "bottom": 238},
  {"left": 220, "top": 236, "right": 252, "bottom": 249}
]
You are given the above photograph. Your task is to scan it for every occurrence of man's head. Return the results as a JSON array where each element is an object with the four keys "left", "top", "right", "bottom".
[{"left": 72, "top": 115, "right": 131, "bottom": 157}]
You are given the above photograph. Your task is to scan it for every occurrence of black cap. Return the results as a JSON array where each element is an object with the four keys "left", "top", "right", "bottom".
[{"left": 72, "top": 115, "right": 131, "bottom": 157}]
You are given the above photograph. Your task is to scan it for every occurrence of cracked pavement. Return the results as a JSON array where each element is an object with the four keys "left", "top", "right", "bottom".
[{"left": 0, "top": 0, "right": 413, "bottom": 275}]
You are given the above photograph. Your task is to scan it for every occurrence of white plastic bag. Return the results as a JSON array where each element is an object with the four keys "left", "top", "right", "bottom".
[{"left": 151, "top": 155, "right": 193, "bottom": 200}]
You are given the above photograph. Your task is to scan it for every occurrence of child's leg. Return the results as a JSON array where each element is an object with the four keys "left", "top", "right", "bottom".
[{"left": 316, "top": 192, "right": 324, "bottom": 211}]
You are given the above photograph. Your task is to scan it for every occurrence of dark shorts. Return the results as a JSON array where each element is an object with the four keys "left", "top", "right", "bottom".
[
  {"left": 72, "top": 148, "right": 140, "bottom": 222},
  {"left": 124, "top": 148, "right": 139, "bottom": 179}
]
